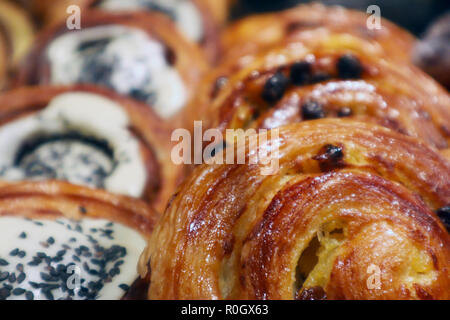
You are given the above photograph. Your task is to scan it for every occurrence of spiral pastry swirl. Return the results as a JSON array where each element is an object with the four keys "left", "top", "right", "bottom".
[
  {"left": 193, "top": 30, "right": 450, "bottom": 150},
  {"left": 141, "top": 119, "right": 450, "bottom": 300}
]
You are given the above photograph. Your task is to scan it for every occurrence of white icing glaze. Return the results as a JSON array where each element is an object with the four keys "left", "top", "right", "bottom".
[
  {"left": 46, "top": 25, "right": 187, "bottom": 118},
  {"left": 0, "top": 92, "right": 147, "bottom": 197},
  {"left": 0, "top": 217, "right": 146, "bottom": 300},
  {"left": 97, "top": 0, "right": 204, "bottom": 42}
]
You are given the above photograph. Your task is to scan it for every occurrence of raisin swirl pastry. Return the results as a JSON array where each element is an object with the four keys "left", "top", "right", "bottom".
[
  {"left": 0, "top": 0, "right": 34, "bottom": 90},
  {"left": 221, "top": 3, "right": 415, "bottom": 68},
  {"left": 15, "top": 10, "right": 208, "bottom": 122},
  {"left": 30, "top": 0, "right": 229, "bottom": 62},
  {"left": 195, "top": 31, "right": 450, "bottom": 150},
  {"left": 141, "top": 119, "right": 450, "bottom": 300},
  {"left": 0, "top": 180, "right": 157, "bottom": 300},
  {"left": 0, "top": 85, "right": 182, "bottom": 212}
]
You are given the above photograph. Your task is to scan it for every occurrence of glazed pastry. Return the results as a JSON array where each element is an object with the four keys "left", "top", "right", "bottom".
[
  {"left": 142, "top": 119, "right": 450, "bottom": 300},
  {"left": 192, "top": 31, "right": 450, "bottom": 150},
  {"left": 0, "top": 180, "right": 157, "bottom": 300},
  {"left": 221, "top": 3, "right": 415, "bottom": 68},
  {"left": 0, "top": 85, "right": 183, "bottom": 212},
  {"left": 0, "top": 0, "right": 34, "bottom": 89},
  {"left": 30, "top": 0, "right": 229, "bottom": 62},
  {"left": 15, "top": 11, "right": 208, "bottom": 122}
]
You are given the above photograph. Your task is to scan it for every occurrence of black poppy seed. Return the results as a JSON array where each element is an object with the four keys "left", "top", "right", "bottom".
[
  {"left": 290, "top": 61, "right": 312, "bottom": 86},
  {"left": 17, "top": 273, "right": 26, "bottom": 284},
  {"left": 34, "top": 221, "right": 44, "bottom": 226},
  {"left": 56, "top": 249, "right": 67, "bottom": 257},
  {"left": 69, "top": 237, "right": 77, "bottom": 242},
  {"left": 28, "top": 281, "right": 40, "bottom": 289},
  {"left": 0, "top": 259, "right": 9, "bottom": 266},
  {"left": 79, "top": 245, "right": 89, "bottom": 252},
  {"left": 0, "top": 272, "right": 9, "bottom": 281},
  {"left": 47, "top": 237, "right": 55, "bottom": 245},
  {"left": 56, "top": 264, "right": 67, "bottom": 273},
  {"left": 16, "top": 263, "right": 24, "bottom": 272},
  {"left": 25, "top": 291, "right": 34, "bottom": 300},
  {"left": 114, "top": 260, "right": 124, "bottom": 268},
  {"left": 62, "top": 244, "right": 71, "bottom": 250},
  {"left": 105, "top": 222, "right": 113, "bottom": 227},
  {"left": 42, "top": 289, "right": 54, "bottom": 300},
  {"left": 118, "top": 284, "right": 129, "bottom": 291},
  {"left": 8, "top": 273, "right": 16, "bottom": 283},
  {"left": 19, "top": 232, "right": 27, "bottom": 239},
  {"left": 90, "top": 228, "right": 98, "bottom": 233},
  {"left": 83, "top": 262, "right": 90, "bottom": 272},
  {"left": 301, "top": 101, "right": 325, "bottom": 120},
  {"left": 109, "top": 268, "right": 120, "bottom": 277},
  {"left": 261, "top": 71, "right": 289, "bottom": 103},
  {"left": 40, "top": 272, "right": 58, "bottom": 282},
  {"left": 37, "top": 252, "right": 46, "bottom": 259},
  {"left": 337, "top": 54, "right": 363, "bottom": 79},
  {"left": 88, "top": 269, "right": 99, "bottom": 276},
  {"left": 0, "top": 287, "right": 11, "bottom": 300},
  {"left": 17, "top": 251, "right": 26, "bottom": 258},
  {"left": 52, "top": 256, "right": 63, "bottom": 263},
  {"left": 72, "top": 255, "right": 81, "bottom": 262},
  {"left": 436, "top": 206, "right": 450, "bottom": 231},
  {"left": 9, "top": 248, "right": 19, "bottom": 257},
  {"left": 3, "top": 284, "right": 12, "bottom": 290},
  {"left": 337, "top": 107, "right": 353, "bottom": 117},
  {"left": 12, "top": 288, "right": 26, "bottom": 296}
]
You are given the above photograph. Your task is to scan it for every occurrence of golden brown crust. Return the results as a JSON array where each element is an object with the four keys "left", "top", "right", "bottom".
[
  {"left": 14, "top": 10, "right": 208, "bottom": 127},
  {"left": 0, "top": 179, "right": 158, "bottom": 237},
  {"left": 0, "top": 85, "right": 184, "bottom": 212},
  {"left": 30, "top": 0, "right": 225, "bottom": 62},
  {"left": 143, "top": 119, "right": 450, "bottom": 300},
  {"left": 222, "top": 3, "right": 415, "bottom": 66},
  {"left": 189, "top": 29, "right": 450, "bottom": 150},
  {"left": 0, "top": 179, "right": 157, "bottom": 299}
]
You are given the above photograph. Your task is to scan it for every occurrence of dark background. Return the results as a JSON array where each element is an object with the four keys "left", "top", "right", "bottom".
[{"left": 232, "top": 0, "right": 450, "bottom": 35}]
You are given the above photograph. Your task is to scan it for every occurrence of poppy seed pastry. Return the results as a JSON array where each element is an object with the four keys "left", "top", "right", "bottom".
[
  {"left": 14, "top": 11, "right": 208, "bottom": 122},
  {"left": 0, "top": 85, "right": 183, "bottom": 212},
  {"left": 30, "top": 0, "right": 230, "bottom": 62},
  {"left": 141, "top": 119, "right": 450, "bottom": 300},
  {"left": 0, "top": 180, "right": 157, "bottom": 300}
]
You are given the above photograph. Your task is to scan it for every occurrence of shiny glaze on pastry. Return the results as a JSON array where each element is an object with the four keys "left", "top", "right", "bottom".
[
  {"left": 0, "top": 180, "right": 157, "bottom": 300},
  {"left": 141, "top": 119, "right": 450, "bottom": 300},
  {"left": 0, "top": 85, "right": 183, "bottom": 212},
  {"left": 192, "top": 33, "right": 450, "bottom": 150}
]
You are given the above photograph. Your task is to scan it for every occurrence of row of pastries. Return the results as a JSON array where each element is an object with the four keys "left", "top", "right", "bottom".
[{"left": 0, "top": 0, "right": 448, "bottom": 300}]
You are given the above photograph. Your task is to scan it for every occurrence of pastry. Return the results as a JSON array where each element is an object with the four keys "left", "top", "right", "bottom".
[
  {"left": 0, "top": 85, "right": 183, "bottom": 212},
  {"left": 14, "top": 10, "right": 208, "bottom": 122},
  {"left": 142, "top": 119, "right": 450, "bottom": 300},
  {"left": 191, "top": 31, "right": 450, "bottom": 150},
  {"left": 0, "top": 180, "right": 157, "bottom": 300},
  {"left": 30, "top": 0, "right": 230, "bottom": 62},
  {"left": 0, "top": 0, "right": 34, "bottom": 89}
]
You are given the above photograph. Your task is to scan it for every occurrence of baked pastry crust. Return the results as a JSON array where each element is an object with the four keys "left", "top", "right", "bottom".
[
  {"left": 190, "top": 29, "right": 450, "bottom": 150},
  {"left": 30, "top": 0, "right": 228, "bottom": 62},
  {"left": 222, "top": 3, "right": 415, "bottom": 66},
  {"left": 0, "top": 179, "right": 157, "bottom": 299},
  {"left": 142, "top": 119, "right": 450, "bottom": 300},
  {"left": 14, "top": 10, "right": 208, "bottom": 126},
  {"left": 0, "top": 85, "right": 184, "bottom": 212}
]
